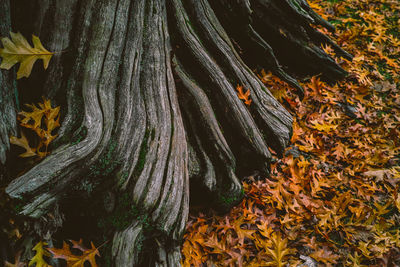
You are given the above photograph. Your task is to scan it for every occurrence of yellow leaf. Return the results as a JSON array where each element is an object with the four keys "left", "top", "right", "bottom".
[
  {"left": 395, "top": 195, "right": 400, "bottom": 212},
  {"left": 19, "top": 104, "right": 45, "bottom": 129},
  {"left": 17, "top": 99, "right": 60, "bottom": 158},
  {"left": 255, "top": 232, "right": 294, "bottom": 267},
  {"left": 10, "top": 132, "right": 37, "bottom": 158},
  {"left": 29, "top": 241, "right": 52, "bottom": 267},
  {"left": 0, "top": 32, "right": 53, "bottom": 79},
  {"left": 309, "top": 120, "right": 338, "bottom": 133}
]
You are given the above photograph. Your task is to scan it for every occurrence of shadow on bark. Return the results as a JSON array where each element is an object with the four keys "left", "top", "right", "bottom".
[{"left": 0, "top": 0, "right": 350, "bottom": 265}]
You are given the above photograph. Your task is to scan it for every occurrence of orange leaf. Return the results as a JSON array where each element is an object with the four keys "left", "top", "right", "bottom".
[
  {"left": 236, "top": 85, "right": 252, "bottom": 106},
  {"left": 47, "top": 240, "right": 100, "bottom": 267}
]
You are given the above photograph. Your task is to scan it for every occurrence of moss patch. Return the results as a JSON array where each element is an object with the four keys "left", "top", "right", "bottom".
[
  {"left": 97, "top": 193, "right": 154, "bottom": 232},
  {"left": 132, "top": 130, "right": 150, "bottom": 178}
]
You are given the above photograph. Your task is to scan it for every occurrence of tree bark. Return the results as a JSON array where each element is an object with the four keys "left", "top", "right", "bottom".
[
  {"left": 0, "top": 0, "right": 17, "bottom": 168},
  {"left": 1, "top": 0, "right": 349, "bottom": 266}
]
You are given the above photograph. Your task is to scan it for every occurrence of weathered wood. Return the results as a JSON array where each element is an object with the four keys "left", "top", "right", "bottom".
[
  {"left": 0, "top": 0, "right": 17, "bottom": 166},
  {"left": 1, "top": 0, "right": 349, "bottom": 265}
]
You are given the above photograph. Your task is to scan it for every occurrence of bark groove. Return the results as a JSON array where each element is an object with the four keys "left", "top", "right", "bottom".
[{"left": 1, "top": 0, "right": 349, "bottom": 265}]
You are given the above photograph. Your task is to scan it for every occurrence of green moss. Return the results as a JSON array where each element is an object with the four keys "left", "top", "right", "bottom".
[
  {"left": 97, "top": 193, "right": 156, "bottom": 232},
  {"left": 14, "top": 203, "right": 23, "bottom": 213},
  {"left": 219, "top": 194, "right": 241, "bottom": 206},
  {"left": 117, "top": 171, "right": 130, "bottom": 187},
  {"left": 71, "top": 126, "right": 88, "bottom": 145},
  {"left": 89, "top": 140, "right": 120, "bottom": 177},
  {"left": 132, "top": 130, "right": 150, "bottom": 178},
  {"left": 215, "top": 187, "right": 245, "bottom": 213}
]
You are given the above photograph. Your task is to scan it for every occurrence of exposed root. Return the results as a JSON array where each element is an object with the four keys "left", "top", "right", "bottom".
[{"left": 3, "top": 0, "right": 349, "bottom": 265}]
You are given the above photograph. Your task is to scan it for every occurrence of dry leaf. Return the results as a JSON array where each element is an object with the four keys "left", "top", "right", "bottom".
[
  {"left": 236, "top": 85, "right": 252, "bottom": 105},
  {"left": 47, "top": 240, "right": 100, "bottom": 267},
  {"left": 29, "top": 241, "right": 52, "bottom": 267},
  {"left": 14, "top": 99, "right": 60, "bottom": 158},
  {"left": 10, "top": 132, "right": 37, "bottom": 158},
  {"left": 4, "top": 251, "right": 26, "bottom": 267},
  {"left": 0, "top": 32, "right": 53, "bottom": 79}
]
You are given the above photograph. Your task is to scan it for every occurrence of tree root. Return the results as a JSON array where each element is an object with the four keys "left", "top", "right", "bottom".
[{"left": 3, "top": 0, "right": 349, "bottom": 265}]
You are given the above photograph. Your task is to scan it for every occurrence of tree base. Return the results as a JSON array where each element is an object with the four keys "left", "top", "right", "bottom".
[{"left": 1, "top": 0, "right": 349, "bottom": 265}]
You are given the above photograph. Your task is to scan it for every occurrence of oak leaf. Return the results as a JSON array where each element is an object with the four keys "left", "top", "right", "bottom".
[
  {"left": 4, "top": 251, "right": 26, "bottom": 267},
  {"left": 255, "top": 232, "right": 294, "bottom": 267},
  {"left": 309, "top": 120, "right": 338, "bottom": 133},
  {"left": 362, "top": 169, "right": 392, "bottom": 182},
  {"left": 236, "top": 85, "right": 252, "bottom": 105},
  {"left": 10, "top": 132, "right": 37, "bottom": 158},
  {"left": 0, "top": 32, "right": 54, "bottom": 79},
  {"left": 47, "top": 240, "right": 100, "bottom": 267},
  {"left": 29, "top": 241, "right": 52, "bottom": 267},
  {"left": 232, "top": 216, "right": 256, "bottom": 246},
  {"left": 14, "top": 99, "right": 60, "bottom": 158},
  {"left": 309, "top": 247, "right": 339, "bottom": 264}
]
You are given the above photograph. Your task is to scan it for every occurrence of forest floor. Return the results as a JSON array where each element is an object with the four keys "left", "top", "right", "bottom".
[{"left": 182, "top": 0, "right": 400, "bottom": 266}]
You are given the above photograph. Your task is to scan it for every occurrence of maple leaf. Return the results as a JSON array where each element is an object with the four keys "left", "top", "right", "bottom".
[
  {"left": 236, "top": 85, "right": 252, "bottom": 105},
  {"left": 0, "top": 32, "right": 54, "bottom": 79},
  {"left": 9, "top": 132, "right": 37, "bottom": 158},
  {"left": 29, "top": 241, "right": 52, "bottom": 267},
  {"left": 47, "top": 240, "right": 100, "bottom": 267}
]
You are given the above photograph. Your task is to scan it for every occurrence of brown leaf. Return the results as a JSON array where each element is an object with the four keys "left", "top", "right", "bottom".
[
  {"left": 47, "top": 240, "right": 100, "bottom": 267},
  {"left": 4, "top": 251, "right": 26, "bottom": 267}
]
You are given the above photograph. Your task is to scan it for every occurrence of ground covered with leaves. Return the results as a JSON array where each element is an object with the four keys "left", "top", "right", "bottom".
[{"left": 182, "top": 0, "right": 400, "bottom": 266}]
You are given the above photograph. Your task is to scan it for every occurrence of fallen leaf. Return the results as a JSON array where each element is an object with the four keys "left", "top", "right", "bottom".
[
  {"left": 10, "top": 132, "right": 37, "bottom": 158},
  {"left": 47, "top": 240, "right": 100, "bottom": 267},
  {"left": 5, "top": 251, "right": 26, "bottom": 267},
  {"left": 0, "top": 32, "right": 53, "bottom": 79},
  {"left": 236, "top": 85, "right": 252, "bottom": 106},
  {"left": 29, "top": 241, "right": 52, "bottom": 267}
]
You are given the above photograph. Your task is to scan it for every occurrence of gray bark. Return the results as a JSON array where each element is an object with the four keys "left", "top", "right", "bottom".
[
  {"left": 0, "top": 0, "right": 17, "bottom": 167},
  {"left": 1, "top": 0, "right": 349, "bottom": 265}
]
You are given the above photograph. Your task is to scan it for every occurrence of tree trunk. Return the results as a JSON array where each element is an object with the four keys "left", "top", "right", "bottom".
[{"left": 1, "top": 0, "right": 349, "bottom": 266}]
